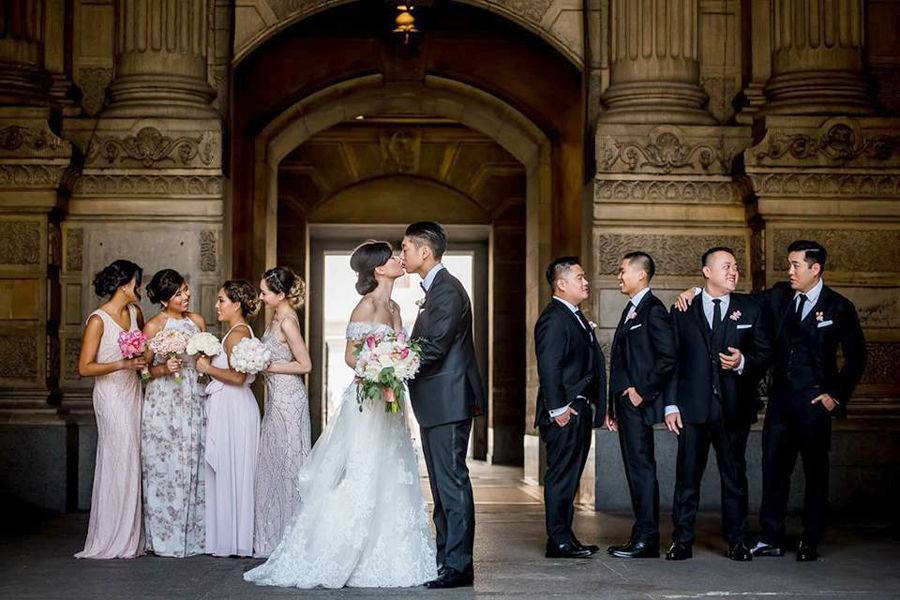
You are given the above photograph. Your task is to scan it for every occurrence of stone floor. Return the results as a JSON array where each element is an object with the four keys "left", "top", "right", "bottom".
[{"left": 2, "top": 463, "right": 899, "bottom": 600}]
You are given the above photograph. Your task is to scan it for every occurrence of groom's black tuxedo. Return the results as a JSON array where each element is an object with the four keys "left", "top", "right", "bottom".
[
  {"left": 534, "top": 298, "right": 606, "bottom": 546},
  {"left": 666, "top": 292, "right": 771, "bottom": 546},
  {"left": 409, "top": 266, "right": 484, "bottom": 576},
  {"left": 757, "top": 281, "right": 866, "bottom": 548},
  {"left": 607, "top": 290, "right": 677, "bottom": 545}
]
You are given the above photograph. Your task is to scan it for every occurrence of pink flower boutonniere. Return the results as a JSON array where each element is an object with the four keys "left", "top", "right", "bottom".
[
  {"left": 626, "top": 309, "right": 638, "bottom": 322},
  {"left": 815, "top": 311, "right": 824, "bottom": 322},
  {"left": 415, "top": 297, "right": 426, "bottom": 309},
  {"left": 729, "top": 310, "right": 742, "bottom": 321}
]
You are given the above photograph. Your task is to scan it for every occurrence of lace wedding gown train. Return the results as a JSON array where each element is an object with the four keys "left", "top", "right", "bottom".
[{"left": 243, "top": 322, "right": 437, "bottom": 589}]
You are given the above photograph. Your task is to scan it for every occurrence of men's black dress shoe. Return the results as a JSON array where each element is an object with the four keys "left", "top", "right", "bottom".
[
  {"left": 546, "top": 541, "right": 593, "bottom": 559},
  {"left": 607, "top": 540, "right": 660, "bottom": 559},
  {"left": 424, "top": 567, "right": 474, "bottom": 589},
  {"left": 665, "top": 542, "right": 693, "bottom": 561},
  {"left": 572, "top": 537, "right": 600, "bottom": 555},
  {"left": 750, "top": 541, "right": 785, "bottom": 557},
  {"left": 727, "top": 541, "right": 753, "bottom": 562},
  {"left": 796, "top": 540, "right": 818, "bottom": 562}
]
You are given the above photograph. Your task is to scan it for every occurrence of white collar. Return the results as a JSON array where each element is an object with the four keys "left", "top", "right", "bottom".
[
  {"left": 629, "top": 287, "right": 651, "bottom": 307},
  {"left": 552, "top": 296, "right": 580, "bottom": 314},
  {"left": 794, "top": 278, "right": 824, "bottom": 304},
  {"left": 701, "top": 288, "right": 731, "bottom": 304},
  {"left": 421, "top": 263, "right": 445, "bottom": 292}
]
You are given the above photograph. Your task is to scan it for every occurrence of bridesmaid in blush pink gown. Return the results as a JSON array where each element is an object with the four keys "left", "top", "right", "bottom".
[
  {"left": 196, "top": 280, "right": 261, "bottom": 557},
  {"left": 76, "top": 260, "right": 147, "bottom": 559}
]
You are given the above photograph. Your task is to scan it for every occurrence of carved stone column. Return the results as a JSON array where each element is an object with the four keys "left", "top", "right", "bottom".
[
  {"left": 0, "top": 0, "right": 51, "bottom": 105},
  {"left": 766, "top": 0, "right": 873, "bottom": 115},
  {"left": 105, "top": 0, "right": 216, "bottom": 118},
  {"left": 600, "top": 0, "right": 714, "bottom": 124}
]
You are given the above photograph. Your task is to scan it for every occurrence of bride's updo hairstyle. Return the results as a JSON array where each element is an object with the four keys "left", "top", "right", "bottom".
[
  {"left": 263, "top": 266, "right": 306, "bottom": 310},
  {"left": 221, "top": 279, "right": 262, "bottom": 318},
  {"left": 350, "top": 240, "right": 393, "bottom": 296},
  {"left": 92, "top": 259, "right": 143, "bottom": 298}
]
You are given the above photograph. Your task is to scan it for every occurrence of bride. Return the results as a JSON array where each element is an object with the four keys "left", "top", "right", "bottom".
[{"left": 243, "top": 240, "right": 437, "bottom": 589}]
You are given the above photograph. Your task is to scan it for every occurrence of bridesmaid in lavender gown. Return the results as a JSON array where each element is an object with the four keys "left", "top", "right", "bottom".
[
  {"left": 141, "top": 269, "right": 207, "bottom": 557},
  {"left": 253, "top": 267, "right": 312, "bottom": 557},
  {"left": 76, "top": 260, "right": 147, "bottom": 559},
  {"left": 196, "top": 280, "right": 261, "bottom": 557}
]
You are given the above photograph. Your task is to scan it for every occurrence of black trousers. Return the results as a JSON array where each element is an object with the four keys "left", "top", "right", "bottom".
[
  {"left": 672, "top": 418, "right": 750, "bottom": 545},
  {"left": 760, "top": 393, "right": 832, "bottom": 547},
  {"left": 617, "top": 397, "right": 659, "bottom": 543},
  {"left": 420, "top": 418, "right": 475, "bottom": 574},
  {"left": 539, "top": 398, "right": 593, "bottom": 545}
]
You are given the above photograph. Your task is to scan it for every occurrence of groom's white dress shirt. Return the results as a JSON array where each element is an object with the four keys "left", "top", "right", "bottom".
[{"left": 420, "top": 263, "right": 445, "bottom": 292}]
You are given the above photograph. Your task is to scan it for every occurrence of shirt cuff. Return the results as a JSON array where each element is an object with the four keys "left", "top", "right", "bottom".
[
  {"left": 665, "top": 405, "right": 680, "bottom": 416},
  {"left": 549, "top": 403, "right": 571, "bottom": 418},
  {"left": 734, "top": 354, "right": 746, "bottom": 375}
]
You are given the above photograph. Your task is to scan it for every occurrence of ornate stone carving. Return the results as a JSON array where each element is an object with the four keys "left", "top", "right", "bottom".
[
  {"left": 0, "top": 125, "right": 64, "bottom": 154},
  {"left": 748, "top": 173, "right": 900, "bottom": 198},
  {"left": 859, "top": 342, "right": 900, "bottom": 386},
  {"left": 73, "top": 174, "right": 223, "bottom": 195},
  {"left": 755, "top": 119, "right": 897, "bottom": 164},
  {"left": 380, "top": 131, "right": 421, "bottom": 173},
  {"left": 771, "top": 229, "right": 900, "bottom": 274},
  {"left": 598, "top": 127, "right": 736, "bottom": 175},
  {"left": 77, "top": 67, "right": 114, "bottom": 116},
  {"left": 701, "top": 76, "right": 739, "bottom": 124},
  {"left": 594, "top": 233, "right": 747, "bottom": 276},
  {"left": 0, "top": 335, "right": 39, "bottom": 380},
  {"left": 594, "top": 179, "right": 744, "bottom": 204},
  {"left": 86, "top": 127, "right": 217, "bottom": 168},
  {"left": 488, "top": 0, "right": 553, "bottom": 22},
  {"left": 48, "top": 222, "right": 61, "bottom": 268},
  {"left": 0, "top": 221, "right": 41, "bottom": 265},
  {"left": 0, "top": 164, "right": 67, "bottom": 187},
  {"left": 63, "top": 337, "right": 81, "bottom": 381},
  {"left": 65, "top": 228, "right": 84, "bottom": 272},
  {"left": 200, "top": 230, "right": 217, "bottom": 272}
]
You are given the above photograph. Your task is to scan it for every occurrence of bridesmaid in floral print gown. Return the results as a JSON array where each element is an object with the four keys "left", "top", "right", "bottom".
[
  {"left": 141, "top": 269, "right": 207, "bottom": 557},
  {"left": 253, "top": 267, "right": 313, "bottom": 557},
  {"left": 76, "top": 260, "right": 147, "bottom": 559}
]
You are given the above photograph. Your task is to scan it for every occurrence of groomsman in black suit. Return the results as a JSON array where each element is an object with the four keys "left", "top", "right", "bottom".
[
  {"left": 751, "top": 240, "right": 866, "bottom": 562},
  {"left": 664, "top": 247, "right": 771, "bottom": 562},
  {"left": 534, "top": 257, "right": 606, "bottom": 559},
  {"left": 605, "top": 252, "right": 677, "bottom": 559}
]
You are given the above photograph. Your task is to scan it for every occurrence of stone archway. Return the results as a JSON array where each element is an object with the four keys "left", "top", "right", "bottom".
[{"left": 233, "top": 0, "right": 585, "bottom": 68}]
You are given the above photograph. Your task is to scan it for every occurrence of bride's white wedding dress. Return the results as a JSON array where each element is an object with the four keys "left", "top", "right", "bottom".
[{"left": 243, "top": 322, "right": 437, "bottom": 589}]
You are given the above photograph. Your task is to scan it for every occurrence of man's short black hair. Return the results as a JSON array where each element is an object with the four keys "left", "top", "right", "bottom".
[
  {"left": 546, "top": 256, "right": 580, "bottom": 289},
  {"left": 623, "top": 251, "right": 656, "bottom": 282},
  {"left": 787, "top": 239, "right": 827, "bottom": 273},
  {"left": 701, "top": 246, "right": 736, "bottom": 267},
  {"left": 405, "top": 221, "right": 447, "bottom": 260}
]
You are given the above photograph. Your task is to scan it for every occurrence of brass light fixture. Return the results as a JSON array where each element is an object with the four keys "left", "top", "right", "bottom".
[{"left": 393, "top": 3, "right": 418, "bottom": 45}]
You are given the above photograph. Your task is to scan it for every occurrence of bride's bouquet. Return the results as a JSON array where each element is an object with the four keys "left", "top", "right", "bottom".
[
  {"left": 230, "top": 337, "right": 271, "bottom": 375},
  {"left": 354, "top": 331, "right": 421, "bottom": 413},
  {"left": 149, "top": 329, "right": 191, "bottom": 384}
]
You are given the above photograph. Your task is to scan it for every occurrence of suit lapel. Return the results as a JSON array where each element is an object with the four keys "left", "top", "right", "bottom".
[
  {"left": 691, "top": 295, "right": 711, "bottom": 351},
  {"left": 722, "top": 294, "right": 740, "bottom": 346}
]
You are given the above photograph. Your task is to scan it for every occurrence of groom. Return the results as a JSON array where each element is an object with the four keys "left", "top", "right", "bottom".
[{"left": 403, "top": 221, "right": 485, "bottom": 590}]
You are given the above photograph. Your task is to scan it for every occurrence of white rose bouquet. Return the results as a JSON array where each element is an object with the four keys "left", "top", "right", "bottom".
[
  {"left": 186, "top": 331, "right": 222, "bottom": 384},
  {"left": 229, "top": 337, "right": 271, "bottom": 374},
  {"left": 353, "top": 331, "right": 421, "bottom": 413}
]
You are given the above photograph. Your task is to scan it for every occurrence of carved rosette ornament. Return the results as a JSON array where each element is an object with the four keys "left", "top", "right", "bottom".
[{"left": 86, "top": 127, "right": 217, "bottom": 168}]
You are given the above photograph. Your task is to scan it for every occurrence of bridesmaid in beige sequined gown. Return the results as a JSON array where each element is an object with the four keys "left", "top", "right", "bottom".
[
  {"left": 76, "top": 260, "right": 147, "bottom": 559},
  {"left": 253, "top": 267, "right": 312, "bottom": 557}
]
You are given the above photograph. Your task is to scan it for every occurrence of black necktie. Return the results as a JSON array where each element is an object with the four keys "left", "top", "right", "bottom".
[
  {"left": 619, "top": 302, "right": 632, "bottom": 328},
  {"left": 575, "top": 309, "right": 592, "bottom": 333},
  {"left": 712, "top": 298, "right": 722, "bottom": 332},
  {"left": 796, "top": 293, "right": 807, "bottom": 318},
  {"left": 420, "top": 281, "right": 427, "bottom": 293}
]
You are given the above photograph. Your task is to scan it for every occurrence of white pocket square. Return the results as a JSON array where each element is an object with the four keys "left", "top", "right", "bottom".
[
  {"left": 817, "top": 320, "right": 834, "bottom": 328},
  {"left": 736, "top": 324, "right": 753, "bottom": 330},
  {"left": 628, "top": 323, "right": 643, "bottom": 330}
]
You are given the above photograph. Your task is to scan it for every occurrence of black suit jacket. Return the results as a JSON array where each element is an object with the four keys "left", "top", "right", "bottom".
[
  {"left": 760, "top": 281, "right": 866, "bottom": 412},
  {"left": 608, "top": 290, "right": 677, "bottom": 426},
  {"left": 666, "top": 293, "right": 771, "bottom": 425},
  {"left": 409, "top": 268, "right": 486, "bottom": 428},
  {"left": 534, "top": 299, "right": 607, "bottom": 429}
]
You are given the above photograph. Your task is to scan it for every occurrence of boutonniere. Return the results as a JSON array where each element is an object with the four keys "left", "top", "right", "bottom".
[
  {"left": 729, "top": 310, "right": 742, "bottom": 321},
  {"left": 588, "top": 320, "right": 598, "bottom": 330},
  {"left": 815, "top": 311, "right": 824, "bottom": 322},
  {"left": 415, "top": 297, "right": 426, "bottom": 309},
  {"left": 626, "top": 309, "right": 638, "bottom": 322}
]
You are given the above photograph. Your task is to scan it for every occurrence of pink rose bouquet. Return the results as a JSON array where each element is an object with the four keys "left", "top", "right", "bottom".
[
  {"left": 117, "top": 330, "right": 149, "bottom": 381},
  {"left": 148, "top": 329, "right": 191, "bottom": 384}
]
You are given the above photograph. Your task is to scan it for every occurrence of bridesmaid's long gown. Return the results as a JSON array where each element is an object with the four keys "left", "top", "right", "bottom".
[
  {"left": 76, "top": 306, "right": 144, "bottom": 559},
  {"left": 204, "top": 323, "right": 260, "bottom": 557}
]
